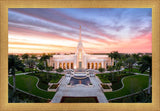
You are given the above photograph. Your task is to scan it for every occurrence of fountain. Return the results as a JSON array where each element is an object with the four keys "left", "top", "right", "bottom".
[{"left": 69, "top": 76, "right": 92, "bottom": 86}]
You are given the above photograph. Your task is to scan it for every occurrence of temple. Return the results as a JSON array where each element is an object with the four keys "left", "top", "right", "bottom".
[{"left": 47, "top": 26, "right": 114, "bottom": 70}]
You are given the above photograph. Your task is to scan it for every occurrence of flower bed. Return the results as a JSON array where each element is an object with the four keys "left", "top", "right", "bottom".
[
  {"left": 50, "top": 84, "right": 59, "bottom": 89},
  {"left": 48, "top": 83, "right": 59, "bottom": 92},
  {"left": 101, "top": 84, "right": 110, "bottom": 89},
  {"left": 100, "top": 83, "right": 112, "bottom": 92}
]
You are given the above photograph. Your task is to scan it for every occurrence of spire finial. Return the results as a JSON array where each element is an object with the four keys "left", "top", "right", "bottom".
[{"left": 79, "top": 25, "right": 81, "bottom": 41}]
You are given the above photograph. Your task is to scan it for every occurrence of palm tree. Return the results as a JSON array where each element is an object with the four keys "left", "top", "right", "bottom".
[
  {"left": 8, "top": 55, "right": 25, "bottom": 93},
  {"left": 138, "top": 55, "right": 152, "bottom": 94},
  {"left": 116, "top": 61, "right": 123, "bottom": 70},
  {"left": 31, "top": 54, "right": 37, "bottom": 60},
  {"left": 25, "top": 58, "right": 35, "bottom": 74},
  {"left": 107, "top": 66, "right": 115, "bottom": 81},
  {"left": 113, "top": 51, "right": 121, "bottom": 64},
  {"left": 123, "top": 54, "right": 131, "bottom": 61},
  {"left": 108, "top": 52, "right": 114, "bottom": 65},
  {"left": 22, "top": 54, "right": 29, "bottom": 61},
  {"left": 37, "top": 62, "right": 45, "bottom": 72},
  {"left": 132, "top": 53, "right": 140, "bottom": 61},
  {"left": 40, "top": 53, "right": 51, "bottom": 70},
  {"left": 108, "top": 51, "right": 121, "bottom": 66},
  {"left": 116, "top": 61, "right": 123, "bottom": 74},
  {"left": 125, "top": 57, "right": 136, "bottom": 73}
]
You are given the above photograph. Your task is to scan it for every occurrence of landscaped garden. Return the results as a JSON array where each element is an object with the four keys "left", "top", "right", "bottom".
[
  {"left": 104, "top": 75, "right": 149, "bottom": 100},
  {"left": 96, "top": 72, "right": 134, "bottom": 90},
  {"left": 9, "top": 75, "right": 56, "bottom": 99},
  {"left": 8, "top": 52, "right": 152, "bottom": 103},
  {"left": 28, "top": 72, "right": 64, "bottom": 90}
]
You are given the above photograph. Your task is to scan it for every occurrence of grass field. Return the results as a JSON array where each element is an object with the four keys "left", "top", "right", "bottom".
[
  {"left": 96, "top": 73, "right": 134, "bottom": 90},
  {"left": 104, "top": 75, "right": 149, "bottom": 100},
  {"left": 123, "top": 68, "right": 149, "bottom": 74},
  {"left": 13, "top": 68, "right": 31, "bottom": 74},
  {"left": 109, "top": 89, "right": 152, "bottom": 103},
  {"left": 8, "top": 85, "right": 48, "bottom": 103},
  {"left": 9, "top": 75, "right": 55, "bottom": 99},
  {"left": 28, "top": 72, "right": 63, "bottom": 90}
]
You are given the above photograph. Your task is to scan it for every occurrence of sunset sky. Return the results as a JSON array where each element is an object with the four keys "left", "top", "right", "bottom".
[{"left": 8, "top": 8, "right": 152, "bottom": 54}]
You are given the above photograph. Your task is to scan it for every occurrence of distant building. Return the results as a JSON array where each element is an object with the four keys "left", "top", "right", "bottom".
[{"left": 47, "top": 26, "right": 114, "bottom": 70}]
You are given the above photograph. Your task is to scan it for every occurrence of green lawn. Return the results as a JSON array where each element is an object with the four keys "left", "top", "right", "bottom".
[
  {"left": 104, "top": 75, "right": 149, "bottom": 100},
  {"left": 8, "top": 85, "right": 48, "bottom": 103},
  {"left": 96, "top": 73, "right": 134, "bottom": 90},
  {"left": 15, "top": 68, "right": 36, "bottom": 74},
  {"left": 14, "top": 68, "right": 31, "bottom": 74},
  {"left": 28, "top": 72, "right": 64, "bottom": 90},
  {"left": 123, "top": 68, "right": 149, "bottom": 74},
  {"left": 109, "top": 90, "right": 152, "bottom": 103},
  {"left": 9, "top": 75, "right": 55, "bottom": 99},
  {"left": 15, "top": 71, "right": 24, "bottom": 74}
]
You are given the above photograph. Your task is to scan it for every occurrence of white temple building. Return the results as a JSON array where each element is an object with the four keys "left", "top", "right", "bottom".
[{"left": 47, "top": 26, "right": 114, "bottom": 70}]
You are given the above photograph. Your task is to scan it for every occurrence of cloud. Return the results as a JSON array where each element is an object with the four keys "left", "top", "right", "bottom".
[{"left": 8, "top": 8, "right": 152, "bottom": 53}]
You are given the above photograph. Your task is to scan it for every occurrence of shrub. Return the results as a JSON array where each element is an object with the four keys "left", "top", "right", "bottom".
[
  {"left": 37, "top": 62, "right": 45, "bottom": 71},
  {"left": 56, "top": 68, "right": 63, "bottom": 72},
  {"left": 98, "top": 68, "right": 105, "bottom": 72},
  {"left": 97, "top": 74, "right": 111, "bottom": 83}
]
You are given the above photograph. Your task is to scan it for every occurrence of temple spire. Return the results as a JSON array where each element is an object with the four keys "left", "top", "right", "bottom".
[{"left": 79, "top": 25, "right": 81, "bottom": 41}]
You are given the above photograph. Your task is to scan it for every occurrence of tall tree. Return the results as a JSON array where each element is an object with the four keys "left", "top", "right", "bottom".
[
  {"left": 116, "top": 61, "right": 123, "bottom": 70},
  {"left": 107, "top": 66, "right": 115, "bottom": 81},
  {"left": 21, "top": 53, "right": 29, "bottom": 64},
  {"left": 132, "top": 53, "right": 140, "bottom": 61},
  {"left": 123, "top": 54, "right": 131, "bottom": 61},
  {"left": 116, "top": 61, "right": 124, "bottom": 75},
  {"left": 40, "top": 53, "right": 50, "bottom": 61},
  {"left": 25, "top": 58, "right": 35, "bottom": 74},
  {"left": 108, "top": 52, "right": 114, "bottom": 65},
  {"left": 22, "top": 53, "right": 29, "bottom": 60},
  {"left": 138, "top": 55, "right": 152, "bottom": 94},
  {"left": 125, "top": 57, "right": 136, "bottom": 73},
  {"left": 40, "top": 54, "right": 51, "bottom": 69},
  {"left": 46, "top": 66, "right": 53, "bottom": 80},
  {"left": 37, "top": 62, "right": 45, "bottom": 72},
  {"left": 8, "top": 55, "right": 25, "bottom": 93},
  {"left": 31, "top": 54, "right": 37, "bottom": 60},
  {"left": 108, "top": 51, "right": 121, "bottom": 66}
]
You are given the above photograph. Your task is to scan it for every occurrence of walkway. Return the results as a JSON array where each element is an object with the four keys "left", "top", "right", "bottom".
[
  {"left": 51, "top": 76, "right": 108, "bottom": 103},
  {"left": 134, "top": 73, "right": 149, "bottom": 76}
]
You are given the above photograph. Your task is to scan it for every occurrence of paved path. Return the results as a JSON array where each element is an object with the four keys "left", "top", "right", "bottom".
[
  {"left": 134, "top": 73, "right": 149, "bottom": 76},
  {"left": 51, "top": 76, "right": 108, "bottom": 103}
]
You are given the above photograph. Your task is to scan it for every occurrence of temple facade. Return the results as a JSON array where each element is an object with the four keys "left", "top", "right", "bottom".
[{"left": 47, "top": 26, "right": 114, "bottom": 70}]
